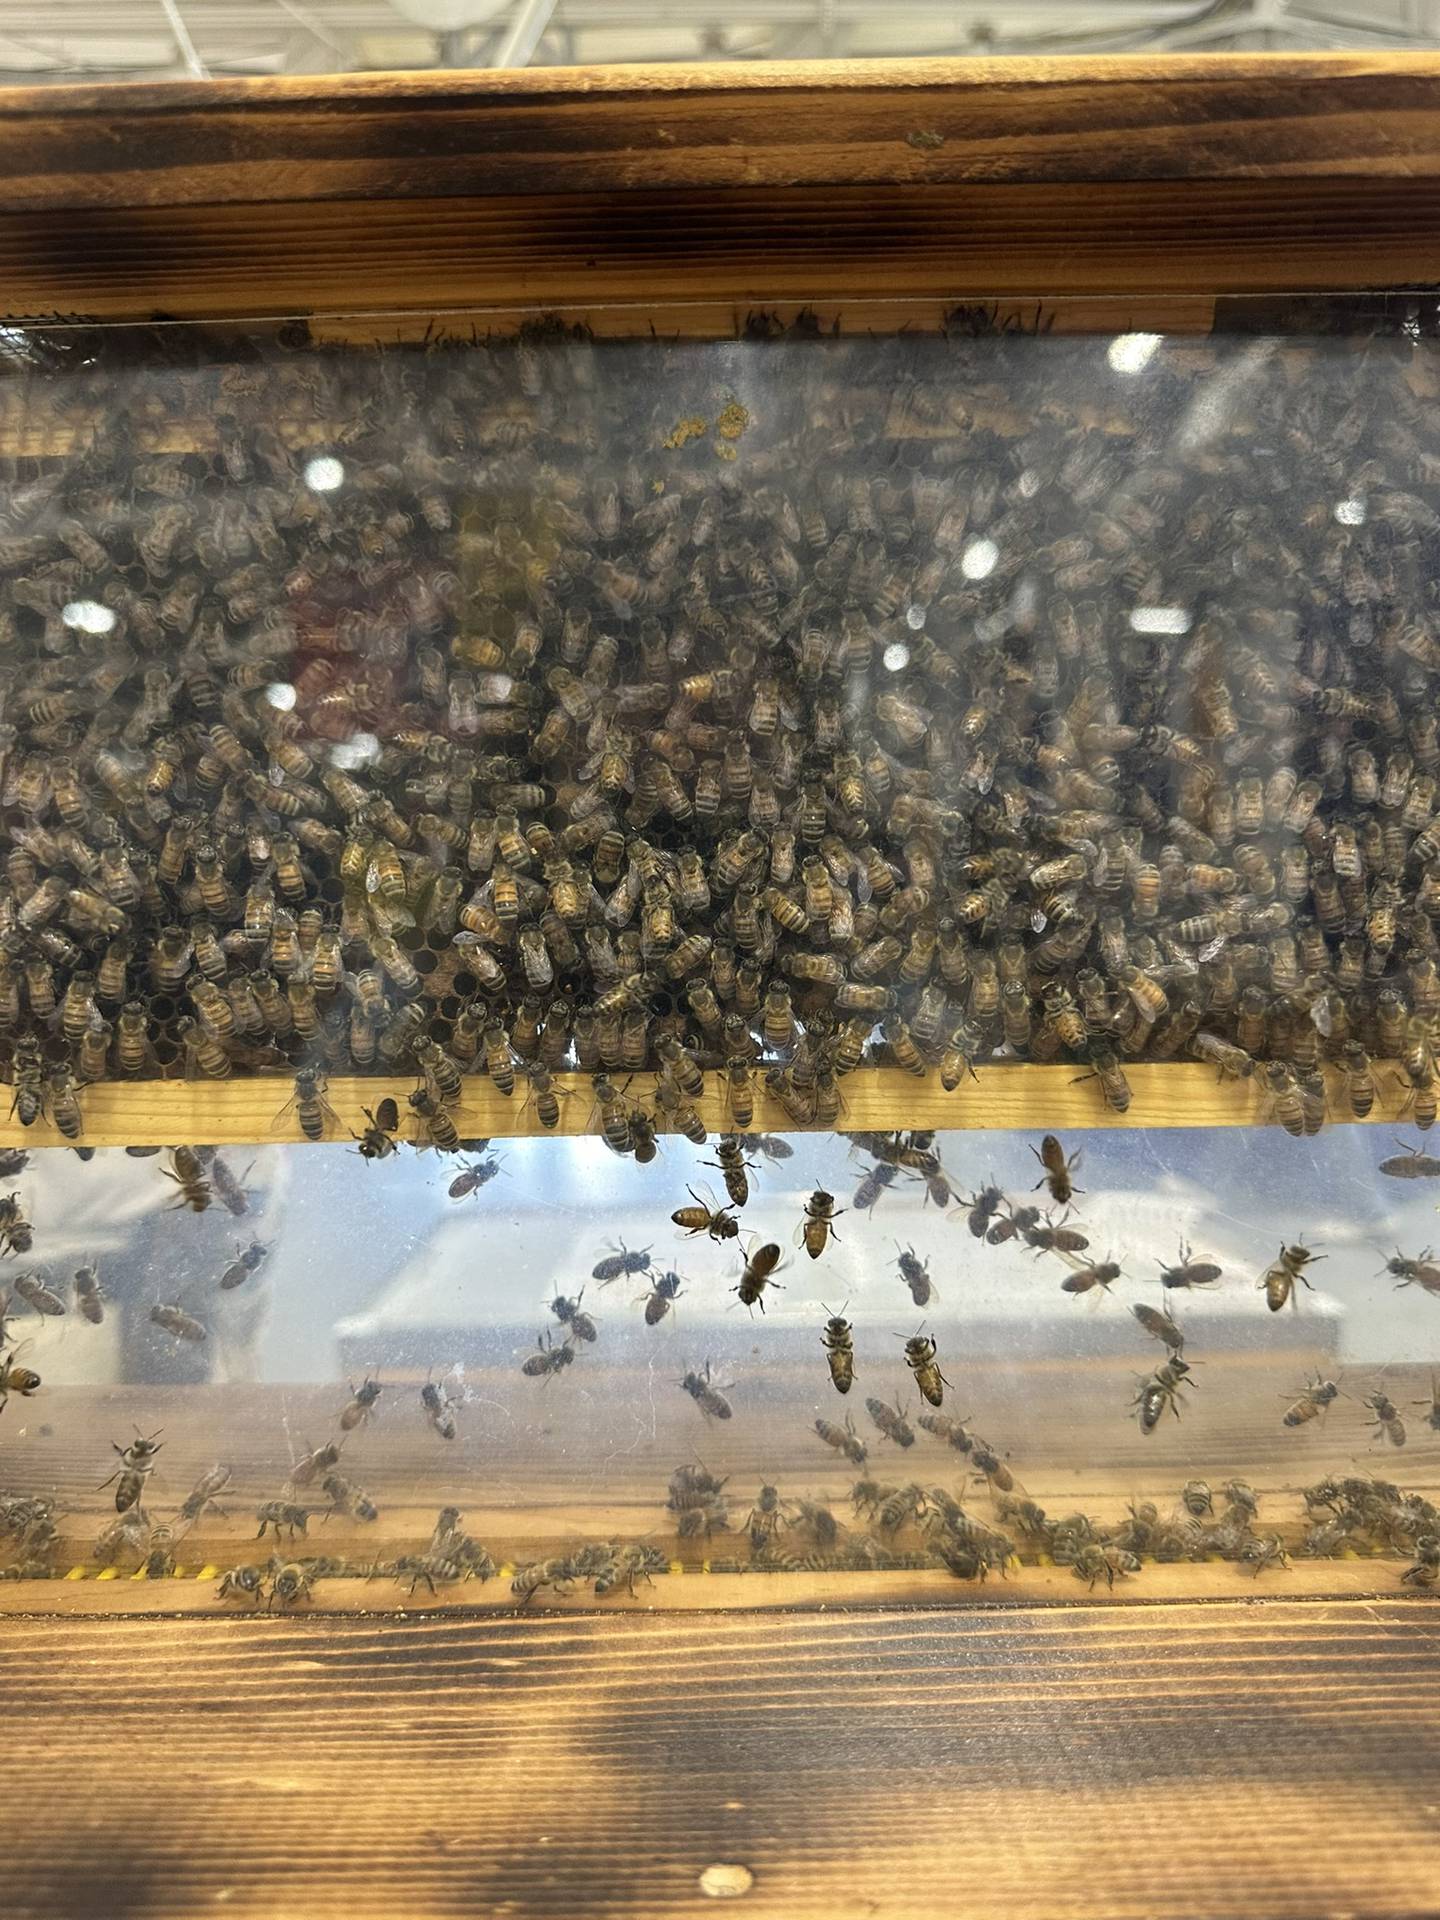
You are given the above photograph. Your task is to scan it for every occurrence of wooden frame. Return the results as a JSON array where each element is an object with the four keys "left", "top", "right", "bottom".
[{"left": 2, "top": 55, "right": 1440, "bottom": 324}]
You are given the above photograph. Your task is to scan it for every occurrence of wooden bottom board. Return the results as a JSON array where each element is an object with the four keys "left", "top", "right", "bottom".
[{"left": 3, "top": 1601, "right": 1439, "bottom": 1919}]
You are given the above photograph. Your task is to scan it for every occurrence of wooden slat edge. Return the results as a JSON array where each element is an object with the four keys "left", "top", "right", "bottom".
[{"left": 0, "top": 1062, "right": 1413, "bottom": 1148}]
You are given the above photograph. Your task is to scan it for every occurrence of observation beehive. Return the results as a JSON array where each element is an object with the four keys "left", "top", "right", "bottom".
[{"left": 1, "top": 54, "right": 1440, "bottom": 1920}]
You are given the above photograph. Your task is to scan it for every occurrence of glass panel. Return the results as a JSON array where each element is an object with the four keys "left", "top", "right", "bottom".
[{"left": 0, "top": 314, "right": 1438, "bottom": 1606}]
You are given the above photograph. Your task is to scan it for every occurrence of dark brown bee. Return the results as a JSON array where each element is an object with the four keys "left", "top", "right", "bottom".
[
  {"left": 274, "top": 1067, "right": 337, "bottom": 1143},
  {"left": 13, "top": 1271, "right": 64, "bottom": 1317},
  {"left": 448, "top": 1154, "right": 505, "bottom": 1200},
  {"left": 820, "top": 1303, "right": 855, "bottom": 1394},
  {"left": 418, "top": 1375, "right": 461, "bottom": 1437},
  {"left": 865, "top": 1395, "right": 915, "bottom": 1448},
  {"left": 1024, "top": 1214, "right": 1090, "bottom": 1256},
  {"left": 593, "top": 1240, "right": 653, "bottom": 1284},
  {"left": 1378, "top": 1139, "right": 1440, "bottom": 1179},
  {"left": 322, "top": 1471, "right": 379, "bottom": 1523},
  {"left": 219, "top": 1241, "right": 269, "bottom": 1291},
  {"left": 852, "top": 1161, "right": 900, "bottom": 1213},
  {"left": 1134, "top": 1356, "right": 1195, "bottom": 1434},
  {"left": 1060, "top": 1258, "right": 1120, "bottom": 1297},
  {"left": 100, "top": 1430, "right": 164, "bottom": 1513},
  {"left": 1131, "top": 1301, "right": 1185, "bottom": 1352},
  {"left": 73, "top": 1262, "right": 105, "bottom": 1324},
  {"left": 217, "top": 1565, "right": 265, "bottom": 1605},
  {"left": 734, "top": 1239, "right": 784, "bottom": 1313},
  {"left": 704, "top": 1135, "right": 754, "bottom": 1209},
  {"left": 150, "top": 1300, "right": 207, "bottom": 1343},
  {"left": 1158, "top": 1238, "right": 1222, "bottom": 1290},
  {"left": 354, "top": 1099, "right": 401, "bottom": 1161},
  {"left": 963, "top": 1185, "right": 1004, "bottom": 1238},
  {"left": 410, "top": 1087, "right": 461, "bottom": 1154},
  {"left": 1381, "top": 1248, "right": 1440, "bottom": 1293},
  {"left": 1260, "top": 1241, "right": 1324, "bottom": 1312},
  {"left": 680, "top": 1358, "right": 733, "bottom": 1420},
  {"left": 672, "top": 1186, "right": 741, "bottom": 1242},
  {"left": 899, "top": 1326, "right": 949, "bottom": 1408},
  {"left": 340, "top": 1377, "right": 383, "bottom": 1431},
  {"left": 814, "top": 1414, "right": 867, "bottom": 1466},
  {"left": 894, "top": 1243, "right": 935, "bottom": 1307},
  {"left": 521, "top": 1331, "right": 575, "bottom": 1382},
  {"left": 161, "top": 1147, "right": 212, "bottom": 1212},
  {"left": 286, "top": 1443, "right": 342, "bottom": 1492},
  {"left": 1031, "top": 1134, "right": 1081, "bottom": 1208},
  {"left": 1413, "top": 1373, "right": 1440, "bottom": 1433},
  {"left": 267, "top": 1561, "right": 318, "bottom": 1610},
  {"left": 548, "top": 1289, "right": 598, "bottom": 1343},
  {"left": 798, "top": 1189, "right": 843, "bottom": 1259},
  {"left": 642, "top": 1269, "right": 686, "bottom": 1324}
]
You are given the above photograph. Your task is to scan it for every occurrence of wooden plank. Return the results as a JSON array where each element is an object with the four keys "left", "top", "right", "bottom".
[
  {"left": 6, "top": 57, "right": 1440, "bottom": 210},
  {"left": 1, "top": 1602, "right": 1437, "bottom": 1919},
  {"left": 1, "top": 181, "right": 1437, "bottom": 321},
  {"left": 0, "top": 1062, "right": 1412, "bottom": 1148},
  {"left": 1, "top": 59, "right": 1439, "bottom": 319}
]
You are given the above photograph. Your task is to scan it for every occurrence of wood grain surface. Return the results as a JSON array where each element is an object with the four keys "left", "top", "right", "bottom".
[
  {"left": 2, "top": 57, "right": 1440, "bottom": 320},
  {"left": 0, "top": 1061, "right": 1412, "bottom": 1148},
  {"left": 2, "top": 1602, "right": 1438, "bottom": 1919}
]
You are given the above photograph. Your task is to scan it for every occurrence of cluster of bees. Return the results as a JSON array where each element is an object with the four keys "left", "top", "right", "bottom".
[{"left": 6, "top": 322, "right": 1440, "bottom": 1142}]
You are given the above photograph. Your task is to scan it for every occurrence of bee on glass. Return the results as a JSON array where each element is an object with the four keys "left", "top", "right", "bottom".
[{"left": 820, "top": 1303, "right": 855, "bottom": 1394}]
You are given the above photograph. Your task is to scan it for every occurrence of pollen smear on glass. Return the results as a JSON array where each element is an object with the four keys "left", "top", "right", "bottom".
[
  {"left": 882, "top": 642, "right": 911, "bottom": 673},
  {"left": 1334, "top": 497, "right": 1366, "bottom": 526},
  {"left": 264, "top": 682, "right": 298, "bottom": 711},
  {"left": 303, "top": 454, "right": 345, "bottom": 492},
  {"left": 330, "top": 732, "right": 382, "bottom": 770},
  {"left": 1107, "top": 332, "right": 1162, "bottom": 375}
]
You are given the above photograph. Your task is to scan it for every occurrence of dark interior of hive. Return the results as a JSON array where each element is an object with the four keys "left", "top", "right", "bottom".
[{"left": 0, "top": 315, "right": 1433, "bottom": 1127}]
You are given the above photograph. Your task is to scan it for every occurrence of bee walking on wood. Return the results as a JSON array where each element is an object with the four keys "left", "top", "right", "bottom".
[
  {"left": 1133, "top": 1357, "right": 1195, "bottom": 1434},
  {"left": 898, "top": 1326, "right": 949, "bottom": 1407},
  {"left": 814, "top": 1413, "right": 867, "bottom": 1466},
  {"left": 340, "top": 1377, "right": 382, "bottom": 1430},
  {"left": 798, "top": 1189, "right": 844, "bottom": 1260},
  {"left": 421, "top": 1376, "right": 460, "bottom": 1434},
  {"left": 1032, "top": 1134, "right": 1081, "bottom": 1208},
  {"left": 1364, "top": 1387, "right": 1407, "bottom": 1447},
  {"left": 0, "top": 1344, "right": 41, "bottom": 1411},
  {"left": 672, "top": 1186, "right": 740, "bottom": 1242},
  {"left": 275, "top": 1066, "right": 337, "bottom": 1142},
  {"left": 1260, "top": 1241, "right": 1325, "bottom": 1312},
  {"left": 410, "top": 1086, "right": 461, "bottom": 1153},
  {"left": 821, "top": 1303, "right": 855, "bottom": 1393},
  {"left": 100, "top": 1430, "right": 163, "bottom": 1513},
  {"left": 680, "top": 1358, "right": 733, "bottom": 1420},
  {"left": 521, "top": 1330, "right": 575, "bottom": 1382},
  {"left": 217, "top": 1565, "right": 265, "bottom": 1605},
  {"left": 1282, "top": 1375, "right": 1341, "bottom": 1428}
]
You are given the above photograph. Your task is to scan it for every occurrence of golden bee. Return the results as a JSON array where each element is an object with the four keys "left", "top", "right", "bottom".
[
  {"left": 899, "top": 1327, "right": 949, "bottom": 1408},
  {"left": 340, "top": 1377, "right": 383, "bottom": 1431},
  {"left": 798, "top": 1189, "right": 844, "bottom": 1259},
  {"left": 820, "top": 1303, "right": 855, "bottom": 1394},
  {"left": 101, "top": 1430, "right": 164, "bottom": 1513},
  {"left": 1031, "top": 1133, "right": 1081, "bottom": 1208},
  {"left": 814, "top": 1413, "right": 867, "bottom": 1466},
  {"left": 1260, "top": 1240, "right": 1325, "bottom": 1312},
  {"left": 672, "top": 1186, "right": 741, "bottom": 1243},
  {"left": 734, "top": 1239, "right": 784, "bottom": 1313}
]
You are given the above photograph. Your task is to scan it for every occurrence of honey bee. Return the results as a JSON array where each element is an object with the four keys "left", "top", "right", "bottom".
[
  {"left": 73, "top": 1262, "right": 105, "bottom": 1323},
  {"left": 217, "top": 1565, "right": 265, "bottom": 1605},
  {"left": 1381, "top": 1248, "right": 1440, "bottom": 1293},
  {"left": 1282, "top": 1374, "right": 1341, "bottom": 1427},
  {"left": 642, "top": 1269, "right": 686, "bottom": 1324},
  {"left": 273, "top": 1067, "right": 337, "bottom": 1142},
  {"left": 521, "top": 1330, "right": 575, "bottom": 1382},
  {"left": 0, "top": 1343, "right": 41, "bottom": 1411},
  {"left": 672, "top": 1186, "right": 740, "bottom": 1242},
  {"left": 1158, "top": 1238, "right": 1222, "bottom": 1290},
  {"left": 409, "top": 1086, "right": 461, "bottom": 1153},
  {"left": 0, "top": 1195, "right": 34, "bottom": 1259},
  {"left": 1133, "top": 1356, "right": 1195, "bottom": 1434},
  {"left": 267, "top": 1560, "right": 318, "bottom": 1610},
  {"left": 322, "top": 1471, "right": 379, "bottom": 1523},
  {"left": 100, "top": 1430, "right": 164, "bottom": 1513},
  {"left": 1031, "top": 1133, "right": 1081, "bottom": 1208},
  {"left": 894, "top": 1243, "right": 935, "bottom": 1307},
  {"left": 439, "top": 1146, "right": 503, "bottom": 1202},
  {"left": 680, "top": 1358, "right": 734, "bottom": 1420},
  {"left": 1260, "top": 1240, "right": 1324, "bottom": 1312},
  {"left": 798, "top": 1189, "right": 844, "bottom": 1259},
  {"left": 815, "top": 1413, "right": 867, "bottom": 1466},
  {"left": 1364, "top": 1388, "right": 1407, "bottom": 1447},
  {"left": 592, "top": 1239, "right": 653, "bottom": 1284},
  {"left": 1131, "top": 1301, "right": 1185, "bottom": 1352},
  {"left": 219, "top": 1240, "right": 269, "bottom": 1290},
  {"left": 865, "top": 1395, "right": 916, "bottom": 1448},
  {"left": 285, "top": 1443, "right": 342, "bottom": 1492},
  {"left": 353, "top": 1099, "right": 401, "bottom": 1161},
  {"left": 1060, "top": 1258, "right": 1120, "bottom": 1297},
  {"left": 1413, "top": 1374, "right": 1440, "bottom": 1432},
  {"left": 150, "top": 1300, "right": 207, "bottom": 1343},
  {"left": 340, "top": 1377, "right": 383, "bottom": 1431},
  {"left": 13, "top": 1271, "right": 64, "bottom": 1317},
  {"left": 1378, "top": 1138, "right": 1440, "bottom": 1179},
  {"left": 548, "top": 1289, "right": 598, "bottom": 1343},
  {"left": 734, "top": 1239, "right": 784, "bottom": 1313},
  {"left": 899, "top": 1326, "right": 949, "bottom": 1407},
  {"left": 703, "top": 1134, "right": 754, "bottom": 1209}
]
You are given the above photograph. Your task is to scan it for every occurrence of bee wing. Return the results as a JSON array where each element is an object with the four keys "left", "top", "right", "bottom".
[{"left": 269, "top": 1088, "right": 300, "bottom": 1132}]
